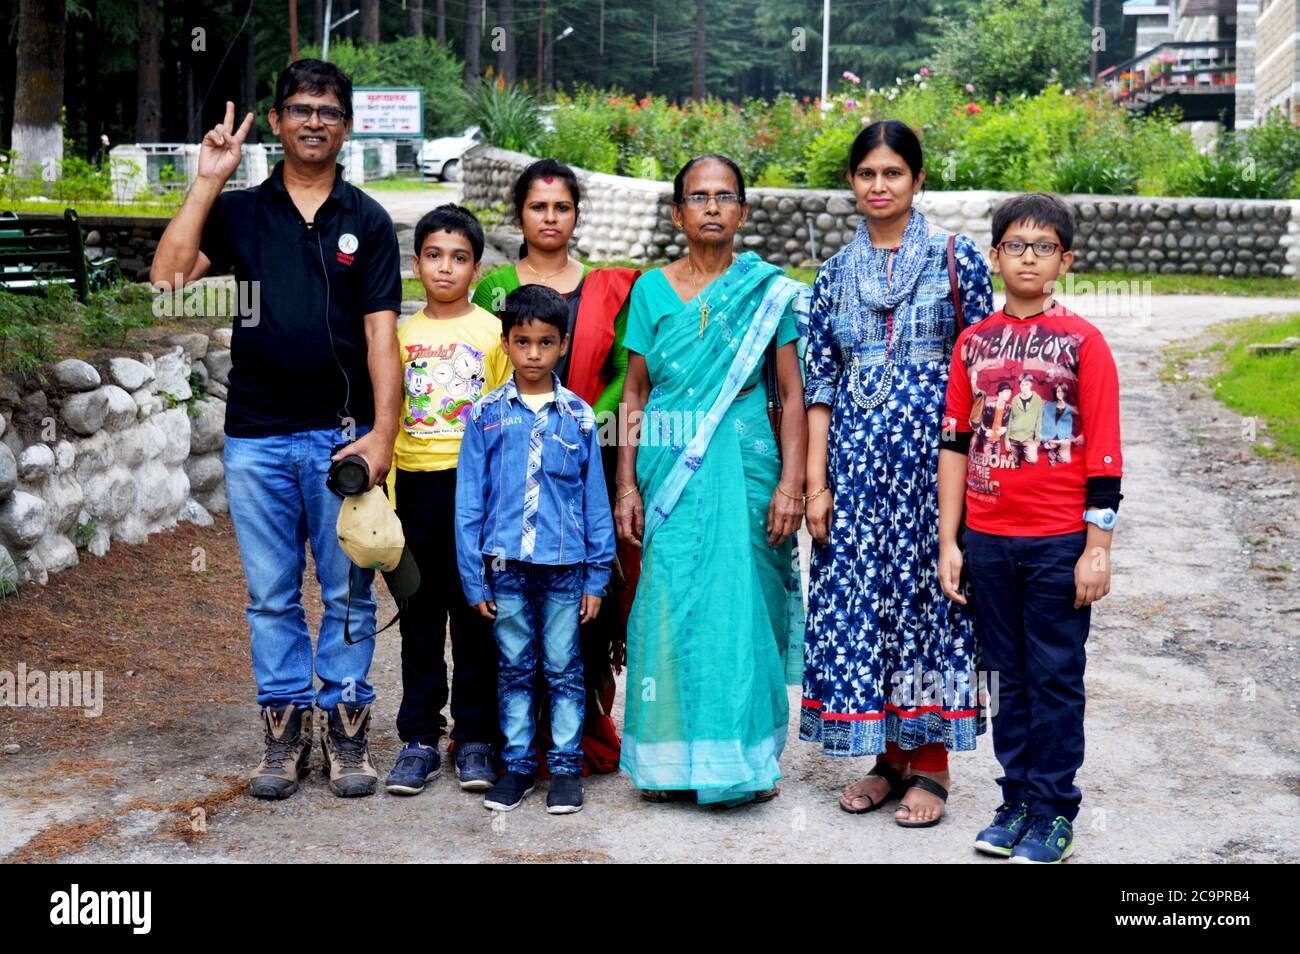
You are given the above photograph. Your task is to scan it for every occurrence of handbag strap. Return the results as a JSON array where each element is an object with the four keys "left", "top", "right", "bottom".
[
  {"left": 764, "top": 337, "right": 780, "bottom": 412},
  {"left": 946, "top": 233, "right": 965, "bottom": 331}
]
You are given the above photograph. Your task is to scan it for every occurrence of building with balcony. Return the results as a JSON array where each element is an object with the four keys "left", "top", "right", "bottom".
[{"left": 1110, "top": 0, "right": 1298, "bottom": 128}]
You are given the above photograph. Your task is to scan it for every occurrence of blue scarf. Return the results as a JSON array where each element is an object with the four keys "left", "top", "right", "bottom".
[{"left": 834, "top": 207, "right": 932, "bottom": 320}]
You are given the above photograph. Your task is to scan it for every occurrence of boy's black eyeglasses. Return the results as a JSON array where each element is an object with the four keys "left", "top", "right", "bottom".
[
  {"left": 281, "top": 104, "right": 348, "bottom": 125},
  {"left": 680, "top": 192, "right": 742, "bottom": 208},
  {"left": 998, "top": 240, "right": 1061, "bottom": 258}
]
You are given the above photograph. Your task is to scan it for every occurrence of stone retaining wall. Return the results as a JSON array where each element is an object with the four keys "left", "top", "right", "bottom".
[
  {"left": 461, "top": 145, "right": 1300, "bottom": 278},
  {"left": 0, "top": 310, "right": 232, "bottom": 589},
  {"left": 79, "top": 215, "right": 171, "bottom": 283}
]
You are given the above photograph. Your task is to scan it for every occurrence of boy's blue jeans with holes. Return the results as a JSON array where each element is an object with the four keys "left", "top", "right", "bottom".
[{"left": 490, "top": 560, "right": 586, "bottom": 777}]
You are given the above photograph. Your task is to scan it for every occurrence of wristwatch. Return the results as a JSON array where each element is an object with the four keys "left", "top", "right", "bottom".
[{"left": 1083, "top": 508, "right": 1117, "bottom": 531}]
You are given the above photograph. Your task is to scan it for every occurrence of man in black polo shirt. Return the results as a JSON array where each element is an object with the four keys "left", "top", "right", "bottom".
[{"left": 152, "top": 60, "right": 401, "bottom": 800}]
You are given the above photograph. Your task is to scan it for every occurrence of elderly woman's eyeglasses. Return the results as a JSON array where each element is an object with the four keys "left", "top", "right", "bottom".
[
  {"left": 680, "top": 192, "right": 742, "bottom": 208},
  {"left": 282, "top": 104, "right": 348, "bottom": 125},
  {"left": 998, "top": 240, "right": 1061, "bottom": 258}
]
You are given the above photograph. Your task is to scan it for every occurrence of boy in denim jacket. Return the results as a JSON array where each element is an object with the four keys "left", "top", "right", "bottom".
[{"left": 455, "top": 284, "right": 616, "bottom": 815}]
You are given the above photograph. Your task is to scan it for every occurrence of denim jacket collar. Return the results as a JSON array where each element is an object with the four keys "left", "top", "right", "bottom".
[{"left": 501, "top": 371, "right": 584, "bottom": 425}]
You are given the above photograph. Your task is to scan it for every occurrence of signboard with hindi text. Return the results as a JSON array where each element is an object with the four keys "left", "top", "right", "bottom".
[{"left": 352, "top": 88, "right": 423, "bottom": 138}]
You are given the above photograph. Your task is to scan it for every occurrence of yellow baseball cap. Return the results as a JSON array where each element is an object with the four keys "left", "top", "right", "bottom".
[{"left": 336, "top": 486, "right": 421, "bottom": 600}]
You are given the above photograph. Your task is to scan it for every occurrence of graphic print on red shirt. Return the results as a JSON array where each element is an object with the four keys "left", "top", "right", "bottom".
[{"left": 943, "top": 303, "right": 1123, "bottom": 537}]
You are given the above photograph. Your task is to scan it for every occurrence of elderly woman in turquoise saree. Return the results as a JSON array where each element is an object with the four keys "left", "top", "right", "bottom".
[{"left": 615, "top": 154, "right": 809, "bottom": 807}]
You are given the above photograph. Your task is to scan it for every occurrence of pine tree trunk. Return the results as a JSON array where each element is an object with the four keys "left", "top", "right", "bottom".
[
  {"left": 243, "top": 9, "right": 257, "bottom": 136},
  {"left": 409, "top": 0, "right": 423, "bottom": 37},
  {"left": 11, "top": 0, "right": 67, "bottom": 177},
  {"left": 692, "top": 0, "right": 705, "bottom": 100},
  {"left": 436, "top": 0, "right": 446, "bottom": 44},
  {"left": 495, "top": 0, "right": 513, "bottom": 84},
  {"left": 362, "top": 0, "right": 379, "bottom": 43},
  {"left": 464, "top": 0, "right": 482, "bottom": 87}
]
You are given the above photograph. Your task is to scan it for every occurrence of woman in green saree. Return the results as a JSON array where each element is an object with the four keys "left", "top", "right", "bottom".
[{"left": 616, "top": 154, "right": 809, "bottom": 807}]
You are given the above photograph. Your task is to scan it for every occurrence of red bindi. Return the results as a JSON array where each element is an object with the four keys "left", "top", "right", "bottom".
[{"left": 542, "top": 175, "right": 555, "bottom": 183}]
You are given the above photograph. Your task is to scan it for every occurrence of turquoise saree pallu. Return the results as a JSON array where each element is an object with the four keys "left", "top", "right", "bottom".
[{"left": 621, "top": 253, "right": 808, "bottom": 806}]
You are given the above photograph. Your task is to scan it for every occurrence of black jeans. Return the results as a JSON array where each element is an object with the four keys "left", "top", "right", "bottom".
[
  {"left": 964, "top": 528, "right": 1090, "bottom": 822},
  {"left": 393, "top": 467, "right": 500, "bottom": 749}
]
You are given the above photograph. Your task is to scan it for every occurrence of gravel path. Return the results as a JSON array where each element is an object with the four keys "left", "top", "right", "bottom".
[{"left": 2, "top": 292, "right": 1298, "bottom": 863}]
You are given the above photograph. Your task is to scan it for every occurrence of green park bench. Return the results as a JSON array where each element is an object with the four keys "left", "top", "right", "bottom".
[{"left": 0, "top": 208, "right": 122, "bottom": 303}]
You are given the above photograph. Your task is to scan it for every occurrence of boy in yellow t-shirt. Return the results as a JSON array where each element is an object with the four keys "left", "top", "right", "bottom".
[{"left": 385, "top": 204, "right": 511, "bottom": 798}]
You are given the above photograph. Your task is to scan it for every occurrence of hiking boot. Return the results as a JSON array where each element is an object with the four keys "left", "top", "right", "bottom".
[
  {"left": 249, "top": 704, "right": 313, "bottom": 799},
  {"left": 546, "top": 773, "right": 584, "bottom": 815},
  {"left": 483, "top": 773, "right": 535, "bottom": 812},
  {"left": 318, "top": 702, "right": 379, "bottom": 798}
]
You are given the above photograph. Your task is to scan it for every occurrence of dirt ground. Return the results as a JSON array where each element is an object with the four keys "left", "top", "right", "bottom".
[{"left": 1, "top": 291, "right": 1298, "bottom": 864}]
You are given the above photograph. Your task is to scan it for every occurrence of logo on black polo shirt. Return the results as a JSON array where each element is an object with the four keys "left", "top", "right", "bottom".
[{"left": 337, "top": 232, "right": 359, "bottom": 265}]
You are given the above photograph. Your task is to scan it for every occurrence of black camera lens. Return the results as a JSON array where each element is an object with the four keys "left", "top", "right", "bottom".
[{"left": 327, "top": 455, "right": 370, "bottom": 496}]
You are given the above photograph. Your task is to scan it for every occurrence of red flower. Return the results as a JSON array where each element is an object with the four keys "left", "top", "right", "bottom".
[{"left": 965, "top": 102, "right": 983, "bottom": 115}]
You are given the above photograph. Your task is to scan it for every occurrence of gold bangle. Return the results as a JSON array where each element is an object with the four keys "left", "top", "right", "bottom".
[
  {"left": 804, "top": 486, "right": 829, "bottom": 502},
  {"left": 776, "top": 484, "right": 804, "bottom": 502},
  {"left": 616, "top": 485, "right": 639, "bottom": 501}
]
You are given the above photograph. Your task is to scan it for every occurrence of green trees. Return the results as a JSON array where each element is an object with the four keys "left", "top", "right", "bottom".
[
  {"left": 934, "top": 0, "right": 1093, "bottom": 98},
  {"left": 300, "top": 37, "right": 468, "bottom": 138}
]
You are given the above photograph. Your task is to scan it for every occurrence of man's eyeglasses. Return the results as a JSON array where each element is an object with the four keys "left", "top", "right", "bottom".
[
  {"left": 281, "top": 103, "right": 348, "bottom": 125},
  {"left": 680, "top": 192, "right": 742, "bottom": 208},
  {"left": 998, "top": 239, "right": 1061, "bottom": 258}
]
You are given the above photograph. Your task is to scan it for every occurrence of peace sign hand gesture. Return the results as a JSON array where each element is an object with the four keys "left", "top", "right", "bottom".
[{"left": 198, "top": 100, "right": 255, "bottom": 184}]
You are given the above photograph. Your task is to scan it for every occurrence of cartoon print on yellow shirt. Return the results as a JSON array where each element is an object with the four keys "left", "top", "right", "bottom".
[{"left": 402, "top": 341, "right": 487, "bottom": 436}]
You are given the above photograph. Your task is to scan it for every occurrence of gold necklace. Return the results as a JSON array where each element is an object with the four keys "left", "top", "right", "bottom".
[
  {"left": 522, "top": 255, "right": 572, "bottom": 284},
  {"left": 685, "top": 255, "right": 732, "bottom": 338}
]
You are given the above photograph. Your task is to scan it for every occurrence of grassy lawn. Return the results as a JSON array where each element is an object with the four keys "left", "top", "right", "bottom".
[
  {"left": 1165, "top": 312, "right": 1300, "bottom": 459},
  {"left": 361, "top": 175, "right": 455, "bottom": 193},
  {"left": 1204, "top": 313, "right": 1300, "bottom": 459},
  {"left": 3, "top": 199, "right": 180, "bottom": 218},
  {"left": 425, "top": 261, "right": 1296, "bottom": 299}
]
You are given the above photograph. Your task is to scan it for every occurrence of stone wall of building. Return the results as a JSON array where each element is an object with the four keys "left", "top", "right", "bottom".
[
  {"left": 461, "top": 145, "right": 1300, "bottom": 278},
  {"left": 0, "top": 317, "right": 232, "bottom": 590}
]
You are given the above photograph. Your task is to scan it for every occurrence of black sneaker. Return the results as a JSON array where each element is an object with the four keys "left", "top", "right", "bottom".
[
  {"left": 483, "top": 773, "right": 535, "bottom": 812},
  {"left": 547, "top": 773, "right": 584, "bottom": 815}
]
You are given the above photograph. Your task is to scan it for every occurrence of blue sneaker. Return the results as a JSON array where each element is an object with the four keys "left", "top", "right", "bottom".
[
  {"left": 1009, "top": 814, "right": 1075, "bottom": 864},
  {"left": 455, "top": 742, "right": 497, "bottom": 792},
  {"left": 974, "top": 801, "right": 1031, "bottom": 857},
  {"left": 384, "top": 743, "right": 441, "bottom": 795}
]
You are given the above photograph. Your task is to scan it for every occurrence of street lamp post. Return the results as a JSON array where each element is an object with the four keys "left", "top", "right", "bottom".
[
  {"left": 321, "top": 0, "right": 361, "bottom": 62},
  {"left": 544, "top": 26, "right": 575, "bottom": 92}
]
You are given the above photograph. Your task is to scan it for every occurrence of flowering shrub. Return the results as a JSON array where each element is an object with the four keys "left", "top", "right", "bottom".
[{"left": 488, "top": 75, "right": 1299, "bottom": 199}]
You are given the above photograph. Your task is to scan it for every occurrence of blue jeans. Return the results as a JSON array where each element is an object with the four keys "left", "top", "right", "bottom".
[
  {"left": 491, "top": 561, "right": 585, "bottom": 776},
  {"left": 964, "top": 529, "right": 1090, "bottom": 821},
  {"left": 223, "top": 425, "right": 377, "bottom": 710}
]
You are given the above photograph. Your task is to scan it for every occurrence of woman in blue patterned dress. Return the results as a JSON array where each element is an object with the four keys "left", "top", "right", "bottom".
[{"left": 801, "top": 120, "right": 994, "bottom": 827}]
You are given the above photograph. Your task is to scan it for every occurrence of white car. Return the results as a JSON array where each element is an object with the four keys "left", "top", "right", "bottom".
[{"left": 420, "top": 125, "right": 482, "bottom": 181}]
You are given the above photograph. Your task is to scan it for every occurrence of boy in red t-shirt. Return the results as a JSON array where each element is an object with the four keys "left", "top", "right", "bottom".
[{"left": 937, "top": 193, "right": 1123, "bottom": 864}]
